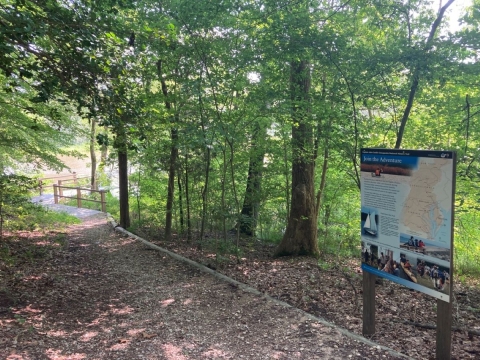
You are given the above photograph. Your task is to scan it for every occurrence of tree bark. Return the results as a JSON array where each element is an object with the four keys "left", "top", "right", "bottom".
[
  {"left": 198, "top": 84, "right": 210, "bottom": 246},
  {"left": 177, "top": 169, "right": 184, "bottom": 234},
  {"left": 283, "top": 133, "right": 290, "bottom": 222},
  {"left": 100, "top": 130, "right": 108, "bottom": 165},
  {"left": 158, "top": 60, "right": 178, "bottom": 241},
  {"left": 184, "top": 151, "right": 192, "bottom": 242},
  {"left": 275, "top": 60, "right": 319, "bottom": 257},
  {"left": 239, "top": 122, "right": 267, "bottom": 236},
  {"left": 315, "top": 145, "right": 328, "bottom": 218},
  {"left": 164, "top": 127, "right": 178, "bottom": 241},
  {"left": 89, "top": 119, "right": 97, "bottom": 190},
  {"left": 200, "top": 145, "right": 210, "bottom": 245},
  {"left": 118, "top": 149, "right": 130, "bottom": 229},
  {"left": 0, "top": 197, "right": 3, "bottom": 241},
  {"left": 220, "top": 142, "right": 228, "bottom": 242}
]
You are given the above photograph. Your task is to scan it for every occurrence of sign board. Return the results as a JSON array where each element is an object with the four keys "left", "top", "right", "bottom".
[{"left": 360, "top": 148, "right": 455, "bottom": 302}]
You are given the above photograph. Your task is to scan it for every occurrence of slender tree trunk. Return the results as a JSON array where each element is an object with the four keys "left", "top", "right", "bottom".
[
  {"left": 465, "top": 94, "right": 470, "bottom": 154},
  {"left": 164, "top": 127, "right": 178, "bottom": 241},
  {"left": 275, "top": 60, "right": 319, "bottom": 257},
  {"left": 394, "top": 0, "right": 454, "bottom": 148},
  {"left": 0, "top": 200, "right": 3, "bottom": 241},
  {"left": 315, "top": 145, "right": 328, "bottom": 218},
  {"left": 90, "top": 119, "right": 97, "bottom": 190},
  {"left": 100, "top": 131, "right": 108, "bottom": 165},
  {"left": 227, "top": 138, "right": 241, "bottom": 257},
  {"left": 136, "top": 167, "right": 141, "bottom": 224},
  {"left": 283, "top": 131, "right": 291, "bottom": 222},
  {"left": 118, "top": 148, "right": 130, "bottom": 229},
  {"left": 239, "top": 122, "right": 267, "bottom": 236},
  {"left": 198, "top": 82, "right": 210, "bottom": 246},
  {"left": 158, "top": 60, "right": 178, "bottom": 241},
  {"left": 221, "top": 141, "right": 228, "bottom": 242},
  {"left": 185, "top": 151, "right": 192, "bottom": 242},
  {"left": 177, "top": 169, "right": 184, "bottom": 234},
  {"left": 200, "top": 145, "right": 210, "bottom": 245}
]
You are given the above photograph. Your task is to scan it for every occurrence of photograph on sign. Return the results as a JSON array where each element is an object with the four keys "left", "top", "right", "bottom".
[{"left": 360, "top": 149, "right": 455, "bottom": 302}]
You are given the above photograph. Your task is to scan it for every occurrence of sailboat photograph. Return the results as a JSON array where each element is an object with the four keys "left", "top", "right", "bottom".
[{"left": 363, "top": 211, "right": 378, "bottom": 236}]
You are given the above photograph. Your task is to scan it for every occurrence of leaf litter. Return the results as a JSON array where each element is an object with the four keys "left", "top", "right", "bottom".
[{"left": 0, "top": 215, "right": 478, "bottom": 359}]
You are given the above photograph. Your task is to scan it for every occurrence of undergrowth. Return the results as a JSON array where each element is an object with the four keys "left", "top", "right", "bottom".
[{"left": 3, "top": 203, "right": 80, "bottom": 232}]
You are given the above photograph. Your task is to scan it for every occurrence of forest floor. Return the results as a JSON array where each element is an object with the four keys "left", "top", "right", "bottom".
[
  {"left": 1, "top": 214, "right": 405, "bottom": 360},
  {"left": 135, "top": 227, "right": 480, "bottom": 360},
  {"left": 1, "top": 214, "right": 479, "bottom": 359}
]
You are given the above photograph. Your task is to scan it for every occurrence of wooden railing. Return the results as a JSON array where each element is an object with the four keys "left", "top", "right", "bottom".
[
  {"left": 56, "top": 177, "right": 90, "bottom": 197},
  {"left": 39, "top": 173, "right": 79, "bottom": 195},
  {"left": 53, "top": 184, "right": 107, "bottom": 212}
]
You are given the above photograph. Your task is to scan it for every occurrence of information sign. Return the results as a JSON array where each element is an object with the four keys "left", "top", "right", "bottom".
[{"left": 360, "top": 148, "right": 455, "bottom": 302}]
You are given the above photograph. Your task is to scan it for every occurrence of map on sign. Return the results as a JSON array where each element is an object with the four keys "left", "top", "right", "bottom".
[
  {"left": 360, "top": 149, "right": 455, "bottom": 302},
  {"left": 401, "top": 157, "right": 453, "bottom": 246}
]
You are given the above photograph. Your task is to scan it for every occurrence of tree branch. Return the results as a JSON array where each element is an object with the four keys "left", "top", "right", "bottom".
[{"left": 394, "top": 0, "right": 456, "bottom": 149}]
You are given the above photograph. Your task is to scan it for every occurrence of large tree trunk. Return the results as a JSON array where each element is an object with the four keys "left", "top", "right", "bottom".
[
  {"left": 239, "top": 122, "right": 267, "bottom": 236},
  {"left": 275, "top": 60, "right": 319, "bottom": 257},
  {"left": 118, "top": 149, "right": 130, "bottom": 229}
]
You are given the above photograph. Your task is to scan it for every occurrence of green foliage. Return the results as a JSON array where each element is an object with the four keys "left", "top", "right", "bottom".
[
  {"left": 317, "top": 260, "right": 334, "bottom": 271},
  {"left": 0, "top": 73, "right": 86, "bottom": 171},
  {"left": 0, "top": 174, "right": 37, "bottom": 237},
  {"left": 2, "top": 0, "right": 480, "bottom": 275},
  {"left": 1, "top": 201, "right": 79, "bottom": 234},
  {"left": 203, "top": 237, "right": 244, "bottom": 262},
  {"left": 14, "top": 314, "right": 26, "bottom": 325},
  {"left": 128, "top": 171, "right": 168, "bottom": 227},
  {"left": 455, "top": 211, "right": 480, "bottom": 276}
]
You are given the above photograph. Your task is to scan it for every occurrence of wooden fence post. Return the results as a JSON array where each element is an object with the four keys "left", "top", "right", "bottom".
[
  {"left": 53, "top": 184, "right": 58, "bottom": 204},
  {"left": 39, "top": 179, "right": 43, "bottom": 195},
  {"left": 76, "top": 187, "right": 82, "bottom": 208},
  {"left": 362, "top": 271, "right": 376, "bottom": 336},
  {"left": 436, "top": 299, "right": 452, "bottom": 359},
  {"left": 58, "top": 180, "right": 63, "bottom": 199},
  {"left": 100, "top": 190, "right": 106, "bottom": 212}
]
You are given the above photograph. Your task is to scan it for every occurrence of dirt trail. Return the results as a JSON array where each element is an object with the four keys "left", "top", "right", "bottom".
[{"left": 0, "top": 214, "right": 407, "bottom": 359}]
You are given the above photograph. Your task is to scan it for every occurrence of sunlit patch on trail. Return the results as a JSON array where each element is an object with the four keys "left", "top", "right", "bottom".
[
  {"left": 161, "top": 298, "right": 175, "bottom": 307},
  {"left": 109, "top": 305, "right": 135, "bottom": 315},
  {"left": 162, "top": 343, "right": 187, "bottom": 360},
  {"left": 183, "top": 298, "right": 192, "bottom": 305},
  {"left": 126, "top": 328, "right": 145, "bottom": 337},
  {"left": 79, "top": 331, "right": 98, "bottom": 342}
]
